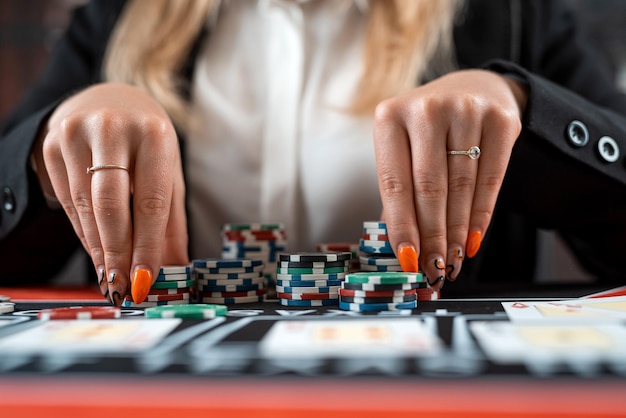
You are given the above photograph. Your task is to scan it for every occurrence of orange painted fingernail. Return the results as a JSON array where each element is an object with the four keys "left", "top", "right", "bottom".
[
  {"left": 466, "top": 231, "right": 482, "bottom": 258},
  {"left": 398, "top": 244, "right": 419, "bottom": 272},
  {"left": 131, "top": 268, "right": 152, "bottom": 304}
]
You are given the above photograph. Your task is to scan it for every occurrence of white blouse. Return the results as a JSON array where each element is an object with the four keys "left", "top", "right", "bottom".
[{"left": 186, "top": 0, "right": 381, "bottom": 258}]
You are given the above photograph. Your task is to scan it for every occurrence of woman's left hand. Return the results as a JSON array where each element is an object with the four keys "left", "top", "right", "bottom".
[{"left": 373, "top": 69, "right": 528, "bottom": 289}]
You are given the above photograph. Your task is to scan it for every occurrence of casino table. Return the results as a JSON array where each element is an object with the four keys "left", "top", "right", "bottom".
[{"left": 0, "top": 284, "right": 625, "bottom": 418}]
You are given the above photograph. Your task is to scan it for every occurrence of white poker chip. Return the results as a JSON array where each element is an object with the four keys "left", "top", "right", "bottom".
[
  {"left": 0, "top": 295, "right": 11, "bottom": 303},
  {"left": 0, "top": 302, "right": 16, "bottom": 314}
]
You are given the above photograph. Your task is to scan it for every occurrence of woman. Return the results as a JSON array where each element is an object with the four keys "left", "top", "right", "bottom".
[{"left": 0, "top": 0, "right": 625, "bottom": 306}]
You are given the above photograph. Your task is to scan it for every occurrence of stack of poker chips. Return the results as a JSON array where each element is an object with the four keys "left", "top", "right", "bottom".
[
  {"left": 221, "top": 223, "right": 287, "bottom": 295},
  {"left": 123, "top": 265, "right": 193, "bottom": 308},
  {"left": 339, "top": 272, "right": 425, "bottom": 311},
  {"left": 276, "top": 252, "right": 352, "bottom": 307},
  {"left": 316, "top": 242, "right": 360, "bottom": 272},
  {"left": 193, "top": 258, "right": 266, "bottom": 304},
  {"left": 359, "top": 221, "right": 402, "bottom": 272}
]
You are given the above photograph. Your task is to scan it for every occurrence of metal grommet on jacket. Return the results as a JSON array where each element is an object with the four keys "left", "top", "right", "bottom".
[
  {"left": 566, "top": 120, "right": 589, "bottom": 147},
  {"left": 597, "top": 136, "right": 620, "bottom": 163},
  {"left": 2, "top": 187, "right": 15, "bottom": 213}
]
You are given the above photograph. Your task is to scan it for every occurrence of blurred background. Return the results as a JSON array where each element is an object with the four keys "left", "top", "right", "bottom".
[
  {"left": 0, "top": 0, "right": 625, "bottom": 283},
  {"left": 1, "top": 0, "right": 625, "bottom": 121}
]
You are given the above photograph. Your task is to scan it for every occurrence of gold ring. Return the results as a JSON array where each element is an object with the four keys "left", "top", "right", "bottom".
[
  {"left": 86, "top": 165, "right": 130, "bottom": 174},
  {"left": 447, "top": 146, "right": 481, "bottom": 160}
]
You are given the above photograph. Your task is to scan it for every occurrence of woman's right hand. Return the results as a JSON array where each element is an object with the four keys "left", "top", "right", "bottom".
[{"left": 31, "top": 83, "right": 189, "bottom": 306}]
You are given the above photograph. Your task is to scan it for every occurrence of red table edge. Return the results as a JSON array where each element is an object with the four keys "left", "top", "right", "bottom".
[{"left": 0, "top": 376, "right": 625, "bottom": 418}]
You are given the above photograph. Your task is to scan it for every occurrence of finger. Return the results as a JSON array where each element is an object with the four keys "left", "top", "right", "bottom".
[
  {"left": 89, "top": 136, "right": 133, "bottom": 307},
  {"left": 44, "top": 132, "right": 111, "bottom": 302},
  {"left": 373, "top": 101, "right": 420, "bottom": 273},
  {"left": 445, "top": 118, "right": 481, "bottom": 281},
  {"left": 129, "top": 125, "right": 179, "bottom": 304},
  {"left": 405, "top": 106, "right": 448, "bottom": 291},
  {"left": 161, "top": 151, "right": 189, "bottom": 266},
  {"left": 467, "top": 113, "right": 519, "bottom": 259}
]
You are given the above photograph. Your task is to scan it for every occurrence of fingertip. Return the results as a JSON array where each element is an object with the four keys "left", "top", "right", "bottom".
[
  {"left": 466, "top": 231, "right": 483, "bottom": 258},
  {"left": 131, "top": 268, "right": 152, "bottom": 304},
  {"left": 397, "top": 243, "right": 419, "bottom": 272}
]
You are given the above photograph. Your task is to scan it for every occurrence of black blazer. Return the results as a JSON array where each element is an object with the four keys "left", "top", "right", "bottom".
[{"left": 1, "top": 0, "right": 626, "bottom": 287}]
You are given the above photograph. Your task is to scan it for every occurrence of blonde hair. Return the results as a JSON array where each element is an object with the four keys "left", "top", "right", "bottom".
[{"left": 104, "top": 0, "right": 462, "bottom": 132}]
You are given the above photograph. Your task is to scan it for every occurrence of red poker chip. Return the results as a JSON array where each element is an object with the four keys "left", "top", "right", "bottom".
[
  {"left": 38, "top": 306, "right": 121, "bottom": 320},
  {"left": 222, "top": 230, "right": 286, "bottom": 241},
  {"left": 316, "top": 243, "right": 357, "bottom": 252},
  {"left": 133, "top": 293, "right": 190, "bottom": 302},
  {"left": 361, "top": 233, "right": 389, "bottom": 241},
  {"left": 338, "top": 289, "right": 416, "bottom": 298},
  {"left": 277, "top": 292, "right": 337, "bottom": 300}
]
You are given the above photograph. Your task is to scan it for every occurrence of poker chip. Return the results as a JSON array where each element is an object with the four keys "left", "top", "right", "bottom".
[
  {"left": 37, "top": 306, "right": 121, "bottom": 320},
  {"left": 359, "top": 255, "right": 400, "bottom": 266},
  {"left": 361, "top": 233, "right": 388, "bottom": 241},
  {"left": 150, "top": 279, "right": 196, "bottom": 289},
  {"left": 358, "top": 245, "right": 394, "bottom": 255},
  {"left": 193, "top": 258, "right": 263, "bottom": 269},
  {"left": 193, "top": 265, "right": 264, "bottom": 274},
  {"left": 197, "top": 276, "right": 265, "bottom": 286},
  {"left": 145, "top": 304, "right": 228, "bottom": 319},
  {"left": 339, "top": 288, "right": 416, "bottom": 298},
  {"left": 359, "top": 264, "right": 403, "bottom": 272},
  {"left": 154, "top": 272, "right": 190, "bottom": 282},
  {"left": 0, "top": 295, "right": 11, "bottom": 303},
  {"left": 201, "top": 289, "right": 267, "bottom": 298},
  {"left": 278, "top": 299, "right": 338, "bottom": 307},
  {"left": 277, "top": 260, "right": 348, "bottom": 269},
  {"left": 341, "top": 282, "right": 426, "bottom": 291},
  {"left": 159, "top": 265, "right": 191, "bottom": 275},
  {"left": 276, "top": 279, "right": 344, "bottom": 288},
  {"left": 345, "top": 272, "right": 424, "bottom": 285},
  {"left": 141, "top": 287, "right": 190, "bottom": 296},
  {"left": 276, "top": 285, "right": 340, "bottom": 294},
  {"left": 222, "top": 223, "right": 283, "bottom": 231},
  {"left": 0, "top": 302, "right": 15, "bottom": 314},
  {"left": 201, "top": 295, "right": 265, "bottom": 304},
  {"left": 339, "top": 295, "right": 417, "bottom": 304},
  {"left": 338, "top": 300, "right": 417, "bottom": 312},
  {"left": 276, "top": 266, "right": 347, "bottom": 275},
  {"left": 360, "top": 239, "right": 393, "bottom": 248},
  {"left": 276, "top": 273, "right": 346, "bottom": 281},
  {"left": 197, "top": 283, "right": 266, "bottom": 293},
  {"left": 278, "top": 252, "right": 352, "bottom": 263},
  {"left": 417, "top": 288, "right": 441, "bottom": 301},
  {"left": 362, "top": 227, "right": 386, "bottom": 235},
  {"left": 277, "top": 292, "right": 337, "bottom": 300},
  {"left": 142, "top": 293, "right": 190, "bottom": 302},
  {"left": 362, "top": 221, "right": 387, "bottom": 229},
  {"left": 122, "top": 299, "right": 189, "bottom": 308},
  {"left": 195, "top": 270, "right": 264, "bottom": 280}
]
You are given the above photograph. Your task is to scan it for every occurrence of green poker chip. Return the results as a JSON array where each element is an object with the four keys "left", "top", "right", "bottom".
[
  {"left": 345, "top": 272, "right": 424, "bottom": 285},
  {"left": 144, "top": 304, "right": 228, "bottom": 319},
  {"left": 150, "top": 279, "right": 196, "bottom": 289}
]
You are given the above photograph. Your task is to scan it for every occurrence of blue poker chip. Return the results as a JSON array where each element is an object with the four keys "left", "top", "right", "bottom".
[
  {"left": 338, "top": 300, "right": 417, "bottom": 311},
  {"left": 276, "top": 279, "right": 344, "bottom": 288},
  {"left": 358, "top": 245, "right": 395, "bottom": 255},
  {"left": 276, "top": 273, "right": 346, "bottom": 281},
  {"left": 197, "top": 283, "right": 266, "bottom": 292},
  {"left": 278, "top": 299, "right": 338, "bottom": 307},
  {"left": 192, "top": 258, "right": 263, "bottom": 269}
]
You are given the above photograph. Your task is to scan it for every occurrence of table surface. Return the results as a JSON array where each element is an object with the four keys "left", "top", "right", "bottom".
[{"left": 0, "top": 284, "right": 625, "bottom": 418}]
